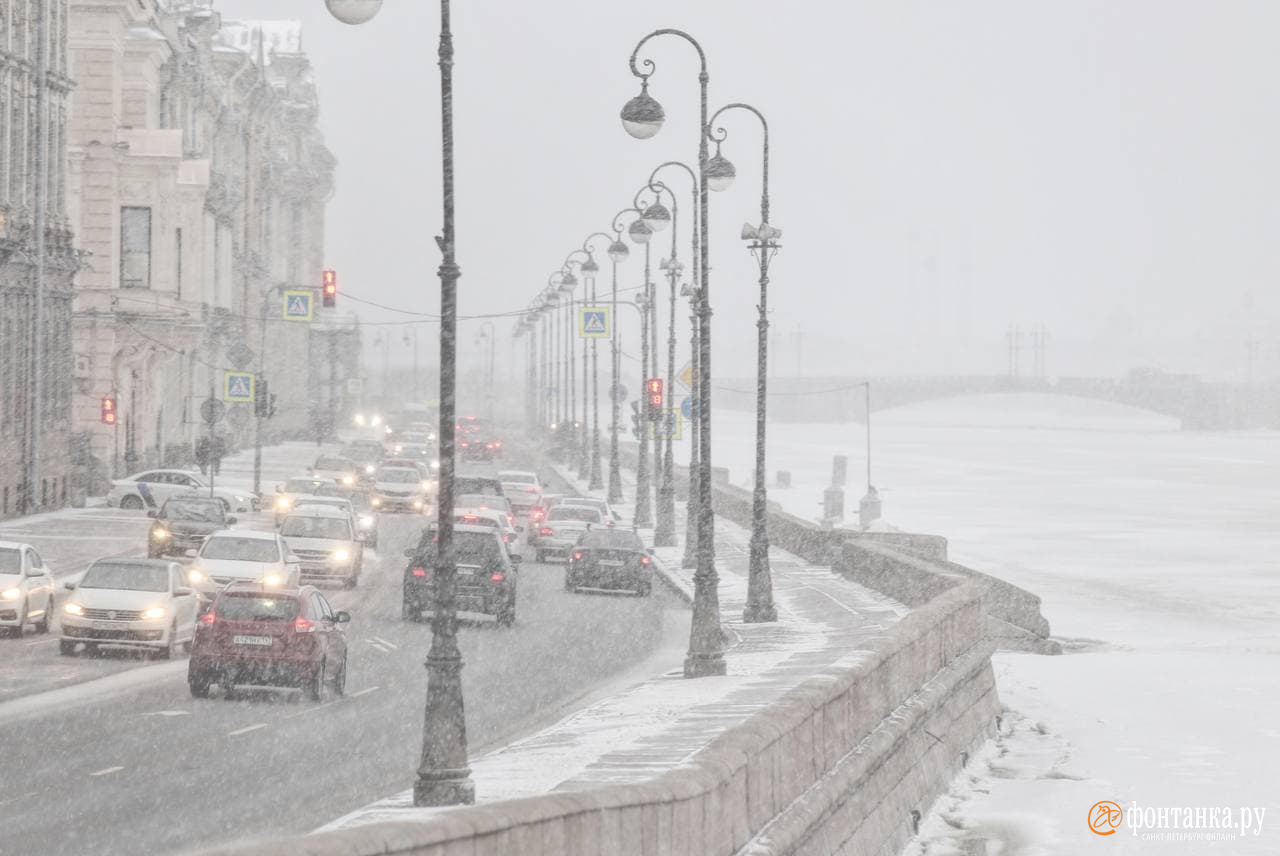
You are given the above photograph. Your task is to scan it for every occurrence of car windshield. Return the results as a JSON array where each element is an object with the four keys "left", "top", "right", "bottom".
[
  {"left": 342, "top": 445, "right": 380, "bottom": 462},
  {"left": 162, "top": 500, "right": 224, "bottom": 523},
  {"left": 80, "top": 563, "right": 168, "bottom": 592},
  {"left": 315, "top": 457, "right": 353, "bottom": 471},
  {"left": 316, "top": 484, "right": 353, "bottom": 498},
  {"left": 378, "top": 468, "right": 420, "bottom": 484},
  {"left": 0, "top": 548, "right": 21, "bottom": 573},
  {"left": 456, "top": 494, "right": 500, "bottom": 509},
  {"left": 455, "top": 477, "right": 501, "bottom": 496},
  {"left": 499, "top": 472, "right": 537, "bottom": 485},
  {"left": 281, "top": 516, "right": 351, "bottom": 540},
  {"left": 216, "top": 594, "right": 299, "bottom": 622},
  {"left": 549, "top": 506, "right": 603, "bottom": 523},
  {"left": 456, "top": 514, "right": 498, "bottom": 528},
  {"left": 400, "top": 433, "right": 429, "bottom": 444},
  {"left": 581, "top": 530, "right": 644, "bottom": 550},
  {"left": 285, "top": 478, "right": 326, "bottom": 493},
  {"left": 562, "top": 498, "right": 606, "bottom": 511},
  {"left": 420, "top": 531, "right": 503, "bottom": 566},
  {"left": 201, "top": 537, "right": 279, "bottom": 563}
]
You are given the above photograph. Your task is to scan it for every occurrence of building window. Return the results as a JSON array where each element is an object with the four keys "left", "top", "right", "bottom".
[{"left": 121, "top": 206, "right": 152, "bottom": 289}]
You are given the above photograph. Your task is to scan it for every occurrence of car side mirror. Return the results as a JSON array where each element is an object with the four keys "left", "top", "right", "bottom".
[
  {"left": 226, "top": 516, "right": 237, "bottom": 525},
  {"left": 146, "top": 510, "right": 157, "bottom": 519},
  {"left": 509, "top": 554, "right": 523, "bottom": 565},
  {"left": 184, "top": 549, "right": 198, "bottom": 559},
  {"left": 64, "top": 581, "right": 76, "bottom": 591},
  {"left": 174, "top": 587, "right": 193, "bottom": 597},
  {"left": 335, "top": 611, "right": 351, "bottom": 623}
]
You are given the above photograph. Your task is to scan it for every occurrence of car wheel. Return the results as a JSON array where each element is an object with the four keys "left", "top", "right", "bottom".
[
  {"left": 188, "top": 670, "right": 212, "bottom": 699},
  {"left": 535, "top": 551, "right": 545, "bottom": 563},
  {"left": 306, "top": 660, "right": 325, "bottom": 702},
  {"left": 218, "top": 498, "right": 230, "bottom": 512},
  {"left": 564, "top": 575, "right": 576, "bottom": 592},
  {"left": 331, "top": 659, "right": 347, "bottom": 696},
  {"left": 401, "top": 599, "right": 420, "bottom": 622},
  {"left": 637, "top": 583, "right": 652, "bottom": 597},
  {"left": 59, "top": 639, "right": 76, "bottom": 656},
  {"left": 496, "top": 603, "right": 515, "bottom": 627},
  {"left": 35, "top": 595, "right": 52, "bottom": 633},
  {"left": 12, "top": 601, "right": 27, "bottom": 636},
  {"left": 120, "top": 495, "right": 143, "bottom": 510},
  {"left": 154, "top": 622, "right": 177, "bottom": 660}
]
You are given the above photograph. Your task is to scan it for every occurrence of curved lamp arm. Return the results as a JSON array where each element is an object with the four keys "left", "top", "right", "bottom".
[{"left": 710, "top": 102, "right": 770, "bottom": 224}]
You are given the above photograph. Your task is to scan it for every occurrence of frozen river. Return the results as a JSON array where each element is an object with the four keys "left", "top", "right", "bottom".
[{"left": 700, "top": 394, "right": 1279, "bottom": 853}]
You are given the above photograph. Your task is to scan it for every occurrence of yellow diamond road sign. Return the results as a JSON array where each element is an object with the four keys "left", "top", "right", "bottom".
[{"left": 677, "top": 361, "right": 694, "bottom": 390}]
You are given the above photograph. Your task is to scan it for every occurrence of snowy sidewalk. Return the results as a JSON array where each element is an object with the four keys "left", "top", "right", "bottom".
[{"left": 322, "top": 456, "right": 905, "bottom": 832}]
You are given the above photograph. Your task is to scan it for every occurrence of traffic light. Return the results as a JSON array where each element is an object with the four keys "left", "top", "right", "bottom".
[
  {"left": 254, "top": 378, "right": 269, "bottom": 417},
  {"left": 100, "top": 395, "right": 117, "bottom": 425},
  {"left": 629, "top": 400, "right": 641, "bottom": 439},
  {"left": 645, "top": 377, "right": 664, "bottom": 421},
  {"left": 322, "top": 269, "right": 337, "bottom": 307}
]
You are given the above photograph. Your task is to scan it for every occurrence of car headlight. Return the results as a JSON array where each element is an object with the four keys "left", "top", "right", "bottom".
[
  {"left": 1, "top": 587, "right": 20, "bottom": 601},
  {"left": 413, "top": 499, "right": 424, "bottom": 509},
  {"left": 394, "top": 445, "right": 403, "bottom": 453},
  {"left": 365, "top": 464, "right": 376, "bottom": 474},
  {"left": 142, "top": 606, "right": 167, "bottom": 620},
  {"left": 275, "top": 496, "right": 291, "bottom": 510},
  {"left": 64, "top": 602, "right": 85, "bottom": 616},
  {"left": 188, "top": 569, "right": 205, "bottom": 584},
  {"left": 262, "top": 574, "right": 283, "bottom": 586},
  {"left": 151, "top": 527, "right": 170, "bottom": 541},
  {"left": 358, "top": 515, "right": 374, "bottom": 530},
  {"left": 342, "top": 475, "right": 355, "bottom": 486},
  {"left": 331, "top": 549, "right": 351, "bottom": 563},
  {"left": 430, "top": 459, "right": 440, "bottom": 470},
  {"left": 371, "top": 497, "right": 382, "bottom": 507}
]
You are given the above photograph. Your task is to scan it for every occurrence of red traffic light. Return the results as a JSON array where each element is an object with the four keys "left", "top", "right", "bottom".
[
  {"left": 645, "top": 377, "right": 664, "bottom": 409},
  {"left": 322, "top": 269, "right": 337, "bottom": 307},
  {"left": 100, "top": 395, "right": 117, "bottom": 425}
]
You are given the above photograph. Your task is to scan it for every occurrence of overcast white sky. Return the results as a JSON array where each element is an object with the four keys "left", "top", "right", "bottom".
[{"left": 219, "top": 1, "right": 1280, "bottom": 382}]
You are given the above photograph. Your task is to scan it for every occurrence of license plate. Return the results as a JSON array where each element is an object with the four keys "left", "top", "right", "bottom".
[
  {"left": 600, "top": 560, "right": 624, "bottom": 567},
  {"left": 92, "top": 620, "right": 117, "bottom": 630},
  {"left": 233, "top": 635, "right": 273, "bottom": 647}
]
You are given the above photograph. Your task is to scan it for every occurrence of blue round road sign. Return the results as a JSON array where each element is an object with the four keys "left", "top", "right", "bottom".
[{"left": 680, "top": 395, "right": 693, "bottom": 420}]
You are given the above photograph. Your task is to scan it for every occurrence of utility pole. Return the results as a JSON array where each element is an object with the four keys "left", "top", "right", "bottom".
[
  {"left": 25, "top": 0, "right": 49, "bottom": 513},
  {"left": 328, "top": 329, "right": 338, "bottom": 441}
]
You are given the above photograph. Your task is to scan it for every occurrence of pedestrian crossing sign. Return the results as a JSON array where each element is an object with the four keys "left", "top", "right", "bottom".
[
  {"left": 650, "top": 408, "right": 682, "bottom": 440},
  {"left": 224, "top": 371, "right": 255, "bottom": 403},
  {"left": 578, "top": 306, "right": 611, "bottom": 339},
  {"left": 282, "top": 289, "right": 314, "bottom": 322}
]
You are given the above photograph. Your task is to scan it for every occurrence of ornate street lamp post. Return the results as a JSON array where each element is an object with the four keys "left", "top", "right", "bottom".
[
  {"left": 679, "top": 280, "right": 700, "bottom": 569},
  {"left": 711, "top": 102, "right": 780, "bottom": 624},
  {"left": 604, "top": 215, "right": 634, "bottom": 504},
  {"left": 628, "top": 215, "right": 655, "bottom": 527},
  {"left": 622, "top": 29, "right": 729, "bottom": 677},
  {"left": 581, "top": 234, "right": 619, "bottom": 491}
]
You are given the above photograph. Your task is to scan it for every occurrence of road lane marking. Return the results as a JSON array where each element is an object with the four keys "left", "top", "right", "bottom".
[
  {"left": 228, "top": 722, "right": 268, "bottom": 736},
  {"left": 140, "top": 710, "right": 191, "bottom": 717},
  {"left": 350, "top": 686, "right": 380, "bottom": 698},
  {"left": 372, "top": 636, "right": 398, "bottom": 650},
  {"left": 367, "top": 640, "right": 391, "bottom": 653},
  {"left": 25, "top": 637, "right": 60, "bottom": 646},
  {"left": 89, "top": 766, "right": 124, "bottom": 777}
]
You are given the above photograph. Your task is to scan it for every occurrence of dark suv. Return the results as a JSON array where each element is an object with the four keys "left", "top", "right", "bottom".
[
  {"left": 187, "top": 583, "right": 350, "bottom": 700},
  {"left": 148, "top": 495, "right": 232, "bottom": 558},
  {"left": 402, "top": 524, "right": 519, "bottom": 626}
]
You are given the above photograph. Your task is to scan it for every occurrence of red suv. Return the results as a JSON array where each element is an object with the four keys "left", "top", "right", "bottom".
[{"left": 187, "top": 583, "right": 349, "bottom": 700}]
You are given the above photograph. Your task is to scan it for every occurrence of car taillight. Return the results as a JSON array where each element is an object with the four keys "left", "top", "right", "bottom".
[
  {"left": 494, "top": 441, "right": 502, "bottom": 447},
  {"left": 411, "top": 566, "right": 428, "bottom": 577},
  {"left": 294, "top": 617, "right": 316, "bottom": 633},
  {"left": 539, "top": 527, "right": 554, "bottom": 536},
  {"left": 640, "top": 555, "right": 652, "bottom": 567},
  {"left": 490, "top": 572, "right": 505, "bottom": 582},
  {"left": 462, "top": 514, "right": 479, "bottom": 522},
  {"left": 460, "top": 442, "right": 470, "bottom": 448},
  {"left": 525, "top": 485, "right": 539, "bottom": 493},
  {"left": 199, "top": 611, "right": 217, "bottom": 626},
  {"left": 571, "top": 551, "right": 583, "bottom": 562}
]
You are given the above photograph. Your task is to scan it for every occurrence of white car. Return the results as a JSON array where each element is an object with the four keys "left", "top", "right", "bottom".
[
  {"left": 497, "top": 470, "right": 543, "bottom": 512},
  {"left": 454, "top": 509, "right": 518, "bottom": 555},
  {"left": 556, "top": 496, "right": 621, "bottom": 524},
  {"left": 372, "top": 466, "right": 429, "bottom": 513},
  {"left": 0, "top": 541, "right": 57, "bottom": 637},
  {"left": 534, "top": 505, "right": 606, "bottom": 563},
  {"left": 279, "top": 506, "right": 363, "bottom": 588},
  {"left": 187, "top": 530, "right": 300, "bottom": 603},
  {"left": 272, "top": 475, "right": 337, "bottom": 523},
  {"left": 60, "top": 558, "right": 200, "bottom": 658},
  {"left": 311, "top": 455, "right": 359, "bottom": 488},
  {"left": 107, "top": 469, "right": 258, "bottom": 513}
]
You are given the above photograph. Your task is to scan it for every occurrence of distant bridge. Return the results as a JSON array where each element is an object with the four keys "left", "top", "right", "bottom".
[{"left": 713, "top": 370, "right": 1280, "bottom": 430}]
